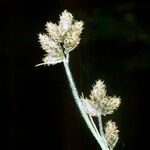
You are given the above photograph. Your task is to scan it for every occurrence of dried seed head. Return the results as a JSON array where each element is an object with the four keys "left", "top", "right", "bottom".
[
  {"left": 105, "top": 121, "right": 119, "bottom": 149},
  {"left": 81, "top": 79, "right": 121, "bottom": 116},
  {"left": 37, "top": 10, "right": 84, "bottom": 66}
]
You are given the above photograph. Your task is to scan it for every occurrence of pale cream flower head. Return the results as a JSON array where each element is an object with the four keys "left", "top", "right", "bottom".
[
  {"left": 81, "top": 79, "right": 121, "bottom": 116},
  {"left": 105, "top": 121, "right": 119, "bottom": 149},
  {"left": 37, "top": 10, "right": 84, "bottom": 66},
  {"left": 81, "top": 79, "right": 121, "bottom": 149}
]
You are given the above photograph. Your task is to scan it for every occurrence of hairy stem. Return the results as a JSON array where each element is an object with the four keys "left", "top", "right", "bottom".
[{"left": 63, "top": 54, "right": 109, "bottom": 150}]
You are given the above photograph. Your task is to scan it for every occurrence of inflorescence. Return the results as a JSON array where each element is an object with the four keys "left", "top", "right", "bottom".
[{"left": 36, "top": 10, "right": 121, "bottom": 150}]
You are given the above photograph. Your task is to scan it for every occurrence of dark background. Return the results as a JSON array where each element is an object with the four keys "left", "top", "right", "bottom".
[{"left": 1, "top": 0, "right": 150, "bottom": 150}]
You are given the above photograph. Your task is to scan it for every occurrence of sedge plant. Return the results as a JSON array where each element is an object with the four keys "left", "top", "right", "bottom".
[{"left": 36, "top": 10, "right": 121, "bottom": 150}]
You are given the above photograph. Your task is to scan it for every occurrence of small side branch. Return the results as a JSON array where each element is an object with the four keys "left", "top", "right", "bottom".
[{"left": 98, "top": 115, "right": 108, "bottom": 148}]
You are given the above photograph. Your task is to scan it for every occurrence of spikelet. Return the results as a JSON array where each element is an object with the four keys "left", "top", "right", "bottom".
[
  {"left": 90, "top": 79, "right": 106, "bottom": 102},
  {"left": 59, "top": 10, "right": 73, "bottom": 36},
  {"left": 102, "top": 96, "right": 121, "bottom": 115},
  {"left": 45, "top": 22, "right": 61, "bottom": 42},
  {"left": 105, "top": 121, "right": 119, "bottom": 149},
  {"left": 64, "top": 21, "right": 84, "bottom": 52},
  {"left": 37, "top": 34, "right": 64, "bottom": 66}
]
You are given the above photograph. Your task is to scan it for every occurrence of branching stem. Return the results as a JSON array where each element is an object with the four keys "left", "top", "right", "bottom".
[
  {"left": 63, "top": 54, "right": 109, "bottom": 150},
  {"left": 98, "top": 115, "right": 108, "bottom": 148}
]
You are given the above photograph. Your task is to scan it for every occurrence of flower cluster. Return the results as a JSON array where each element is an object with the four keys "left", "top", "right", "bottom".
[
  {"left": 37, "top": 10, "right": 84, "bottom": 66},
  {"left": 81, "top": 79, "right": 121, "bottom": 116},
  {"left": 105, "top": 121, "right": 119, "bottom": 149},
  {"left": 81, "top": 79, "right": 121, "bottom": 149},
  {"left": 36, "top": 10, "right": 121, "bottom": 150}
]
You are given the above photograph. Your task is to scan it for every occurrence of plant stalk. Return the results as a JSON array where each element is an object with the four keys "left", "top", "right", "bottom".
[{"left": 63, "top": 55, "right": 109, "bottom": 150}]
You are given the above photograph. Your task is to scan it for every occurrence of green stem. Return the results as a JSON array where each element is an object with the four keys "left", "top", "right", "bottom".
[
  {"left": 89, "top": 115, "right": 101, "bottom": 138},
  {"left": 63, "top": 55, "right": 108, "bottom": 150},
  {"left": 98, "top": 115, "right": 104, "bottom": 137},
  {"left": 98, "top": 115, "right": 108, "bottom": 148}
]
